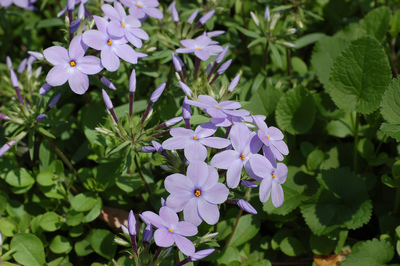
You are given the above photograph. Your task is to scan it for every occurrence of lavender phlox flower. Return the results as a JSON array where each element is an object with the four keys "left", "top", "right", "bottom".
[
  {"left": 44, "top": 34, "right": 103, "bottom": 94},
  {"left": 167, "top": 1, "right": 179, "bottom": 23},
  {"left": 253, "top": 115, "right": 288, "bottom": 164},
  {"left": 199, "top": 10, "right": 215, "bottom": 25},
  {"left": 49, "top": 93, "right": 61, "bottom": 108},
  {"left": 39, "top": 83, "right": 52, "bottom": 95},
  {"left": 9, "top": 68, "right": 19, "bottom": 88},
  {"left": 162, "top": 122, "right": 230, "bottom": 162},
  {"left": 6, "top": 56, "right": 12, "bottom": 70},
  {"left": 156, "top": 117, "right": 183, "bottom": 130},
  {"left": 205, "top": 62, "right": 213, "bottom": 74},
  {"left": 150, "top": 83, "right": 166, "bottom": 103},
  {"left": 190, "top": 249, "right": 215, "bottom": 261},
  {"left": 228, "top": 73, "right": 241, "bottom": 93},
  {"left": 210, "top": 123, "right": 264, "bottom": 188},
  {"left": 102, "top": 89, "right": 113, "bottom": 110},
  {"left": 101, "top": 76, "right": 117, "bottom": 90},
  {"left": 215, "top": 46, "right": 229, "bottom": 64},
  {"left": 140, "top": 206, "right": 198, "bottom": 256},
  {"left": 165, "top": 160, "right": 229, "bottom": 226},
  {"left": 82, "top": 16, "right": 140, "bottom": 72},
  {"left": 57, "top": 0, "right": 83, "bottom": 17},
  {"left": 176, "top": 35, "right": 223, "bottom": 61},
  {"left": 121, "top": 224, "right": 129, "bottom": 235},
  {"left": 128, "top": 69, "right": 136, "bottom": 92},
  {"left": 178, "top": 81, "right": 192, "bottom": 96},
  {"left": 249, "top": 157, "right": 288, "bottom": 207},
  {"left": 0, "top": 140, "right": 17, "bottom": 157},
  {"left": 0, "top": 113, "right": 10, "bottom": 120},
  {"left": 264, "top": 6, "right": 270, "bottom": 21},
  {"left": 28, "top": 51, "right": 44, "bottom": 61},
  {"left": 0, "top": 0, "right": 36, "bottom": 10},
  {"left": 241, "top": 179, "right": 257, "bottom": 188},
  {"left": 207, "top": 30, "right": 225, "bottom": 38},
  {"left": 120, "top": 0, "right": 163, "bottom": 20},
  {"left": 237, "top": 199, "right": 257, "bottom": 214},
  {"left": 143, "top": 224, "right": 153, "bottom": 247},
  {"left": 217, "top": 59, "right": 232, "bottom": 75},
  {"left": 187, "top": 9, "right": 198, "bottom": 24},
  {"left": 102, "top": 2, "right": 149, "bottom": 48}
]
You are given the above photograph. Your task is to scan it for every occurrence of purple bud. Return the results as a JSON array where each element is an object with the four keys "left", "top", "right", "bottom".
[
  {"left": 100, "top": 76, "right": 116, "bottom": 90},
  {"left": 10, "top": 69, "right": 19, "bottom": 88},
  {"left": 70, "top": 19, "right": 81, "bottom": 33},
  {"left": 34, "top": 66, "right": 42, "bottom": 78},
  {"left": 150, "top": 83, "right": 166, "bottom": 103},
  {"left": 187, "top": 9, "right": 198, "bottom": 24},
  {"left": 178, "top": 81, "right": 192, "bottom": 96},
  {"left": 151, "top": 140, "right": 165, "bottom": 155},
  {"left": 182, "top": 96, "right": 191, "bottom": 120},
  {"left": 170, "top": 3, "right": 179, "bottom": 22},
  {"left": 207, "top": 30, "right": 225, "bottom": 37},
  {"left": 228, "top": 73, "right": 241, "bottom": 92},
  {"left": 128, "top": 210, "right": 136, "bottom": 236},
  {"left": 190, "top": 249, "right": 215, "bottom": 261},
  {"left": 102, "top": 89, "right": 113, "bottom": 110},
  {"left": 28, "top": 51, "right": 44, "bottom": 61},
  {"left": 143, "top": 224, "right": 153, "bottom": 246},
  {"left": 215, "top": 46, "right": 229, "bottom": 64},
  {"left": 241, "top": 179, "right": 257, "bottom": 188},
  {"left": 165, "top": 116, "right": 183, "bottom": 127},
  {"left": 0, "top": 140, "right": 16, "bottom": 158},
  {"left": 264, "top": 6, "right": 270, "bottom": 21},
  {"left": 6, "top": 56, "right": 12, "bottom": 70},
  {"left": 129, "top": 69, "right": 136, "bottom": 93},
  {"left": 0, "top": 113, "right": 10, "bottom": 120},
  {"left": 205, "top": 62, "right": 213, "bottom": 74},
  {"left": 237, "top": 199, "right": 257, "bottom": 214},
  {"left": 67, "top": 0, "right": 75, "bottom": 10},
  {"left": 172, "top": 54, "right": 182, "bottom": 72},
  {"left": 217, "top": 59, "right": 232, "bottom": 75},
  {"left": 199, "top": 10, "right": 215, "bottom": 25},
  {"left": 39, "top": 83, "right": 52, "bottom": 95},
  {"left": 18, "top": 58, "right": 27, "bottom": 74},
  {"left": 36, "top": 114, "right": 47, "bottom": 123},
  {"left": 141, "top": 146, "right": 156, "bottom": 153},
  {"left": 78, "top": 2, "right": 85, "bottom": 19},
  {"left": 49, "top": 93, "right": 61, "bottom": 108}
]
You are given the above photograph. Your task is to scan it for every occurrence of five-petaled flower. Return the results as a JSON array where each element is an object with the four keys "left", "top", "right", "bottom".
[{"left": 176, "top": 35, "right": 223, "bottom": 61}]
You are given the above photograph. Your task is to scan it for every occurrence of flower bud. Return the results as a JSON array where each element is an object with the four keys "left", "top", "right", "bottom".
[
  {"left": 250, "top": 11, "right": 260, "bottom": 27},
  {"left": 102, "top": 89, "right": 113, "bottom": 110},
  {"left": 215, "top": 46, "right": 229, "bottom": 64},
  {"left": 199, "top": 10, "right": 215, "bottom": 25},
  {"left": 0, "top": 139, "right": 17, "bottom": 157},
  {"left": 179, "top": 81, "right": 192, "bottom": 96},
  {"left": 241, "top": 179, "right": 257, "bottom": 188},
  {"left": 10, "top": 69, "right": 19, "bottom": 88},
  {"left": 165, "top": 116, "right": 183, "bottom": 127},
  {"left": 6, "top": 56, "right": 12, "bottom": 70},
  {"left": 237, "top": 199, "right": 257, "bottom": 214},
  {"left": 69, "top": 19, "right": 81, "bottom": 33},
  {"left": 18, "top": 58, "right": 27, "bottom": 74},
  {"left": 141, "top": 146, "right": 156, "bottom": 153},
  {"left": 49, "top": 93, "right": 61, "bottom": 108},
  {"left": 121, "top": 224, "right": 129, "bottom": 235},
  {"left": 36, "top": 114, "right": 47, "bottom": 122},
  {"left": 143, "top": 224, "right": 153, "bottom": 246},
  {"left": 190, "top": 249, "right": 215, "bottom": 261},
  {"left": 264, "top": 6, "right": 270, "bottom": 21},
  {"left": 207, "top": 30, "right": 225, "bottom": 37},
  {"left": 28, "top": 51, "right": 44, "bottom": 61},
  {"left": 187, "top": 9, "right": 198, "bottom": 24},
  {"left": 39, "top": 83, "right": 52, "bottom": 95},
  {"left": 172, "top": 54, "right": 182, "bottom": 72},
  {"left": 150, "top": 83, "right": 166, "bottom": 103},
  {"left": 217, "top": 59, "right": 232, "bottom": 75},
  {"left": 128, "top": 210, "right": 136, "bottom": 236},
  {"left": 101, "top": 76, "right": 116, "bottom": 90},
  {"left": 228, "top": 73, "right": 241, "bottom": 92}
]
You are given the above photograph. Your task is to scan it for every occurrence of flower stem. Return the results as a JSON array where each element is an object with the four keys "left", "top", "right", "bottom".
[
  {"left": 152, "top": 247, "right": 163, "bottom": 262},
  {"left": 194, "top": 57, "right": 201, "bottom": 79},
  {"left": 174, "top": 257, "right": 191, "bottom": 266},
  {"left": 262, "top": 40, "right": 269, "bottom": 70}
]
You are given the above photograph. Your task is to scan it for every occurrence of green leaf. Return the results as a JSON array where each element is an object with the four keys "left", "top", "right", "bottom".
[
  {"left": 4, "top": 168, "right": 34, "bottom": 188},
  {"left": 236, "top": 26, "right": 261, "bottom": 39},
  {"left": 90, "top": 229, "right": 117, "bottom": 259},
  {"left": 116, "top": 174, "right": 143, "bottom": 194},
  {"left": 342, "top": 239, "right": 394, "bottom": 266},
  {"left": 39, "top": 212, "right": 63, "bottom": 232},
  {"left": 390, "top": 9, "right": 400, "bottom": 37},
  {"left": 269, "top": 42, "right": 282, "bottom": 68},
  {"left": 25, "top": 18, "right": 63, "bottom": 29},
  {"left": 357, "top": 138, "right": 375, "bottom": 160},
  {"left": 10, "top": 233, "right": 46, "bottom": 266},
  {"left": 37, "top": 127, "right": 56, "bottom": 139},
  {"left": 217, "top": 246, "right": 241, "bottom": 265},
  {"left": 50, "top": 235, "right": 73, "bottom": 254},
  {"left": 381, "top": 174, "right": 396, "bottom": 188},
  {"left": 280, "top": 237, "right": 305, "bottom": 256},
  {"left": 311, "top": 36, "right": 350, "bottom": 89},
  {"left": 300, "top": 168, "right": 372, "bottom": 235},
  {"left": 380, "top": 123, "right": 400, "bottom": 142},
  {"left": 82, "top": 197, "right": 102, "bottom": 223},
  {"left": 247, "top": 37, "right": 267, "bottom": 48},
  {"left": 36, "top": 171, "right": 54, "bottom": 186},
  {"left": 75, "top": 233, "right": 94, "bottom": 256},
  {"left": 228, "top": 214, "right": 260, "bottom": 247},
  {"left": 291, "top": 57, "right": 308, "bottom": 75},
  {"left": 381, "top": 76, "right": 400, "bottom": 124},
  {"left": 307, "top": 149, "right": 324, "bottom": 171},
  {"left": 245, "top": 81, "right": 283, "bottom": 116},
  {"left": 66, "top": 210, "right": 84, "bottom": 226},
  {"left": 310, "top": 234, "right": 336, "bottom": 255},
  {"left": 358, "top": 6, "right": 391, "bottom": 42},
  {"left": 328, "top": 36, "right": 391, "bottom": 114},
  {"left": 276, "top": 86, "right": 316, "bottom": 134},
  {"left": 71, "top": 192, "right": 98, "bottom": 212},
  {"left": 294, "top": 33, "right": 326, "bottom": 49}
]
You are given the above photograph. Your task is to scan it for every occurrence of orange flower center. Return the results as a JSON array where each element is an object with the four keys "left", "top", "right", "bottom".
[
  {"left": 240, "top": 154, "right": 245, "bottom": 160},
  {"left": 70, "top": 60, "right": 76, "bottom": 67},
  {"left": 169, "top": 228, "right": 173, "bottom": 233},
  {"left": 196, "top": 47, "right": 201, "bottom": 50},
  {"left": 194, "top": 189, "right": 201, "bottom": 197},
  {"left": 121, "top": 22, "right": 125, "bottom": 27},
  {"left": 193, "top": 136, "right": 198, "bottom": 140},
  {"left": 108, "top": 40, "right": 112, "bottom": 46},
  {"left": 272, "top": 172, "right": 276, "bottom": 178},
  {"left": 267, "top": 136, "right": 270, "bottom": 140},
  {"left": 137, "top": 4, "right": 141, "bottom": 8},
  {"left": 216, "top": 106, "right": 220, "bottom": 109}
]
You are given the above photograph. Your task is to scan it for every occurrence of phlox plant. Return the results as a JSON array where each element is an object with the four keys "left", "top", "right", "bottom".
[{"left": 1, "top": 0, "right": 400, "bottom": 266}]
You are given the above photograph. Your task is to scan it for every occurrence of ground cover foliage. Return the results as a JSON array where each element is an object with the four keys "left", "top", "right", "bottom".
[{"left": 0, "top": 0, "right": 400, "bottom": 265}]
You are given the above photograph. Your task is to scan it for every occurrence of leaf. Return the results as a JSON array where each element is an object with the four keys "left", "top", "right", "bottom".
[
  {"left": 276, "top": 86, "right": 316, "bottom": 134},
  {"left": 269, "top": 42, "right": 283, "bottom": 68},
  {"left": 307, "top": 149, "right": 324, "bottom": 171},
  {"left": 236, "top": 26, "right": 261, "bottom": 39},
  {"left": 294, "top": 33, "right": 326, "bottom": 49},
  {"left": 280, "top": 237, "right": 305, "bottom": 256},
  {"left": 328, "top": 36, "right": 392, "bottom": 114},
  {"left": 10, "top": 233, "right": 46, "bottom": 266},
  {"left": 217, "top": 246, "right": 241, "bottom": 265},
  {"left": 390, "top": 9, "right": 400, "bottom": 37},
  {"left": 36, "top": 171, "right": 54, "bottom": 186},
  {"left": 380, "top": 123, "right": 400, "bottom": 142},
  {"left": 310, "top": 234, "right": 336, "bottom": 255},
  {"left": 71, "top": 192, "right": 99, "bottom": 212},
  {"left": 358, "top": 6, "right": 391, "bottom": 43},
  {"left": 311, "top": 36, "right": 350, "bottom": 89},
  {"left": 37, "top": 127, "right": 56, "bottom": 139},
  {"left": 342, "top": 239, "right": 394, "bottom": 266},
  {"left": 228, "top": 214, "right": 260, "bottom": 247},
  {"left": 300, "top": 168, "right": 372, "bottom": 235},
  {"left": 39, "top": 212, "right": 63, "bottom": 232},
  {"left": 4, "top": 168, "right": 35, "bottom": 188},
  {"left": 90, "top": 229, "right": 117, "bottom": 259},
  {"left": 245, "top": 81, "right": 283, "bottom": 116},
  {"left": 25, "top": 18, "right": 63, "bottom": 29},
  {"left": 381, "top": 76, "right": 400, "bottom": 124},
  {"left": 291, "top": 57, "right": 308, "bottom": 75},
  {"left": 49, "top": 235, "right": 73, "bottom": 254}
]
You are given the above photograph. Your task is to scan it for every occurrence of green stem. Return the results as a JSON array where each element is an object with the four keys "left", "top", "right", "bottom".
[
  {"left": 263, "top": 40, "right": 270, "bottom": 71},
  {"left": 353, "top": 113, "right": 360, "bottom": 172},
  {"left": 134, "top": 155, "right": 152, "bottom": 196}
]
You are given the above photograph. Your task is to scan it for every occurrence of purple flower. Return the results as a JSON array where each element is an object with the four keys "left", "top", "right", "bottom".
[
  {"left": 150, "top": 83, "right": 166, "bottom": 102},
  {"left": 0, "top": 113, "right": 10, "bottom": 120},
  {"left": 217, "top": 59, "right": 232, "bottom": 75},
  {"left": 82, "top": 16, "right": 142, "bottom": 72},
  {"left": 165, "top": 161, "right": 229, "bottom": 226},
  {"left": 102, "top": 2, "right": 149, "bottom": 48},
  {"left": 39, "top": 83, "right": 52, "bottom": 95},
  {"left": 143, "top": 224, "right": 153, "bottom": 247},
  {"left": 264, "top": 6, "right": 270, "bottom": 21},
  {"left": 120, "top": 0, "right": 163, "bottom": 20},
  {"left": 28, "top": 51, "right": 44, "bottom": 61},
  {"left": 172, "top": 53, "right": 182, "bottom": 72},
  {"left": 128, "top": 210, "right": 136, "bottom": 236},
  {"left": 44, "top": 34, "right": 102, "bottom": 94},
  {"left": 167, "top": 1, "right": 179, "bottom": 23},
  {"left": 101, "top": 76, "right": 116, "bottom": 90},
  {"left": 0, "top": 0, "right": 36, "bottom": 10},
  {"left": 210, "top": 124, "right": 264, "bottom": 188},
  {"left": 162, "top": 122, "right": 230, "bottom": 162},
  {"left": 207, "top": 30, "right": 225, "bottom": 38},
  {"left": 178, "top": 81, "right": 192, "bottom": 96},
  {"left": 0, "top": 140, "right": 16, "bottom": 158},
  {"left": 129, "top": 69, "right": 136, "bottom": 92},
  {"left": 187, "top": 9, "right": 198, "bottom": 24},
  {"left": 176, "top": 35, "right": 223, "bottom": 61},
  {"left": 140, "top": 206, "right": 197, "bottom": 256},
  {"left": 199, "top": 10, "right": 215, "bottom": 25}
]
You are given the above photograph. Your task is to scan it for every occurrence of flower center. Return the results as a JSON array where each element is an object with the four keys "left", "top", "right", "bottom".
[
  {"left": 193, "top": 136, "right": 198, "bottom": 140},
  {"left": 240, "top": 154, "right": 245, "bottom": 160},
  {"left": 216, "top": 106, "right": 220, "bottom": 109},
  {"left": 108, "top": 40, "right": 112, "bottom": 46},
  {"left": 267, "top": 136, "right": 270, "bottom": 140},
  {"left": 196, "top": 47, "right": 201, "bottom": 50},
  {"left": 70, "top": 60, "right": 76, "bottom": 67},
  {"left": 137, "top": 4, "right": 141, "bottom": 8},
  {"left": 272, "top": 172, "right": 276, "bottom": 178},
  {"left": 121, "top": 22, "right": 125, "bottom": 27},
  {"left": 169, "top": 228, "right": 173, "bottom": 233},
  {"left": 194, "top": 189, "right": 201, "bottom": 197}
]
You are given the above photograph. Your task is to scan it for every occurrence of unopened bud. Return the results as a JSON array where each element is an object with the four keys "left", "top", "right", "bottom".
[
  {"left": 101, "top": 76, "right": 116, "bottom": 90},
  {"left": 187, "top": 9, "right": 198, "bottom": 24},
  {"left": 199, "top": 10, "right": 215, "bottom": 25},
  {"left": 237, "top": 199, "right": 257, "bottom": 214},
  {"left": 250, "top": 11, "right": 260, "bottom": 27},
  {"left": 102, "top": 89, "right": 113, "bottom": 110},
  {"left": 150, "top": 83, "right": 166, "bottom": 103}
]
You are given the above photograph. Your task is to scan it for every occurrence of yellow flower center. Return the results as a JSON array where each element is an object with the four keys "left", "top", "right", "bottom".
[
  {"left": 267, "top": 136, "right": 270, "bottom": 140},
  {"left": 194, "top": 189, "right": 201, "bottom": 197},
  {"left": 70, "top": 60, "right": 76, "bottom": 67},
  {"left": 216, "top": 106, "right": 220, "bottom": 109},
  {"left": 196, "top": 47, "right": 201, "bottom": 50},
  {"left": 108, "top": 40, "right": 112, "bottom": 46},
  {"left": 169, "top": 228, "right": 173, "bottom": 233},
  {"left": 240, "top": 154, "right": 245, "bottom": 160},
  {"left": 121, "top": 22, "right": 125, "bottom": 27},
  {"left": 137, "top": 4, "right": 141, "bottom": 8},
  {"left": 272, "top": 172, "right": 276, "bottom": 178},
  {"left": 193, "top": 136, "right": 198, "bottom": 140}
]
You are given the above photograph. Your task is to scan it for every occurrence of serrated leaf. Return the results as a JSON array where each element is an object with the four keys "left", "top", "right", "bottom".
[
  {"left": 311, "top": 36, "right": 350, "bottom": 89},
  {"left": 10, "top": 233, "right": 46, "bottom": 266},
  {"left": 342, "top": 239, "right": 394, "bottom": 266},
  {"left": 381, "top": 76, "right": 400, "bottom": 124},
  {"left": 300, "top": 168, "right": 372, "bottom": 236},
  {"left": 359, "top": 6, "right": 391, "bottom": 42},
  {"left": 380, "top": 123, "right": 400, "bottom": 142},
  {"left": 328, "top": 36, "right": 392, "bottom": 114},
  {"left": 276, "top": 86, "right": 316, "bottom": 134}
]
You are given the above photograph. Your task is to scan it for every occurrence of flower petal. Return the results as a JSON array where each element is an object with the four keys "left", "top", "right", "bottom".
[
  {"left": 44, "top": 46, "right": 69, "bottom": 65},
  {"left": 226, "top": 159, "right": 243, "bottom": 188},
  {"left": 200, "top": 137, "right": 230, "bottom": 149},
  {"left": 101, "top": 4, "right": 120, "bottom": 21},
  {"left": 164, "top": 173, "right": 194, "bottom": 194},
  {"left": 259, "top": 177, "right": 272, "bottom": 203},
  {"left": 162, "top": 136, "right": 192, "bottom": 150},
  {"left": 101, "top": 48, "right": 120, "bottom": 72},
  {"left": 46, "top": 64, "right": 70, "bottom": 86},
  {"left": 141, "top": 211, "right": 166, "bottom": 229},
  {"left": 210, "top": 150, "right": 239, "bottom": 169},
  {"left": 144, "top": 7, "right": 163, "bottom": 19},
  {"left": 82, "top": 30, "right": 107, "bottom": 50},
  {"left": 108, "top": 20, "right": 124, "bottom": 39},
  {"left": 76, "top": 56, "right": 103, "bottom": 74},
  {"left": 159, "top": 206, "right": 178, "bottom": 228},
  {"left": 195, "top": 122, "right": 217, "bottom": 138},
  {"left": 166, "top": 194, "right": 193, "bottom": 212},
  {"left": 271, "top": 181, "right": 284, "bottom": 207},
  {"left": 198, "top": 198, "right": 219, "bottom": 225},
  {"left": 69, "top": 34, "right": 87, "bottom": 60},
  {"left": 202, "top": 183, "right": 228, "bottom": 204},
  {"left": 201, "top": 165, "right": 219, "bottom": 191},
  {"left": 187, "top": 160, "right": 208, "bottom": 188},
  {"left": 68, "top": 70, "right": 89, "bottom": 95},
  {"left": 173, "top": 234, "right": 195, "bottom": 256},
  {"left": 174, "top": 221, "right": 198, "bottom": 236},
  {"left": 275, "top": 163, "right": 288, "bottom": 184},
  {"left": 184, "top": 141, "right": 207, "bottom": 162},
  {"left": 194, "top": 49, "right": 210, "bottom": 61},
  {"left": 113, "top": 43, "right": 138, "bottom": 64},
  {"left": 154, "top": 228, "right": 174, "bottom": 247},
  {"left": 230, "top": 124, "right": 251, "bottom": 152},
  {"left": 183, "top": 197, "right": 202, "bottom": 226}
]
